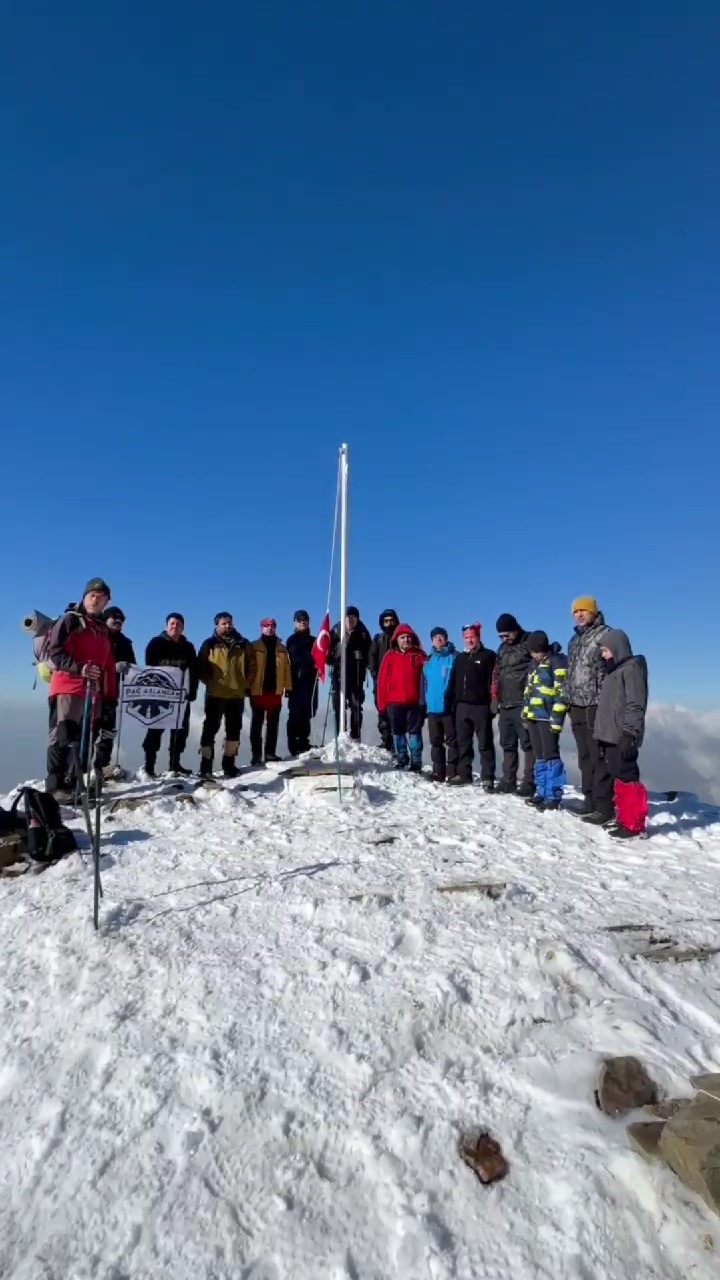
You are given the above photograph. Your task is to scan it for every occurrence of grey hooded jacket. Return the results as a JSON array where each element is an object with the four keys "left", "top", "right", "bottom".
[
  {"left": 565, "top": 612, "right": 610, "bottom": 708},
  {"left": 593, "top": 629, "right": 648, "bottom": 746}
]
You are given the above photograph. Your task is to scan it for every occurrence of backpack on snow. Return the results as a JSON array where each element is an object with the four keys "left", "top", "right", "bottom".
[{"left": 6, "top": 788, "right": 78, "bottom": 863}]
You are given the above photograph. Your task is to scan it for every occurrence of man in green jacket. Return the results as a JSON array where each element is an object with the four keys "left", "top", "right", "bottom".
[{"left": 197, "top": 612, "right": 251, "bottom": 778}]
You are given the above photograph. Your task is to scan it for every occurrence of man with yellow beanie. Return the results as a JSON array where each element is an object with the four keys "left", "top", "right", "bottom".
[{"left": 565, "top": 596, "right": 613, "bottom": 822}]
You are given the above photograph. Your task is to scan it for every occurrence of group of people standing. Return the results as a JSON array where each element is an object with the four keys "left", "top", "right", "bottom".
[
  {"left": 39, "top": 584, "right": 649, "bottom": 839},
  {"left": 328, "top": 599, "right": 649, "bottom": 839}
]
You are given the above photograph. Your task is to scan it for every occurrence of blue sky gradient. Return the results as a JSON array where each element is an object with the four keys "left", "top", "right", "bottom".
[{"left": 1, "top": 2, "right": 718, "bottom": 706}]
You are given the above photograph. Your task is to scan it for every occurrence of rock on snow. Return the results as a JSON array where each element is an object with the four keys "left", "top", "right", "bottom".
[{"left": 1, "top": 745, "right": 720, "bottom": 1279}]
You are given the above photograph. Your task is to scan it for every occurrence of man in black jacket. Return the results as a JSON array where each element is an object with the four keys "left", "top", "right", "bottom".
[
  {"left": 493, "top": 613, "right": 535, "bottom": 796},
  {"left": 368, "top": 608, "right": 400, "bottom": 750},
  {"left": 143, "top": 613, "right": 199, "bottom": 776},
  {"left": 286, "top": 610, "right": 319, "bottom": 756},
  {"left": 329, "top": 606, "right": 372, "bottom": 741},
  {"left": 448, "top": 623, "right": 496, "bottom": 789},
  {"left": 95, "top": 606, "right": 137, "bottom": 772}
]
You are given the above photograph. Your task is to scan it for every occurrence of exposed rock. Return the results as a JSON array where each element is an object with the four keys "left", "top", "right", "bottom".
[
  {"left": 692, "top": 1075, "right": 720, "bottom": 1103},
  {"left": 0, "top": 836, "right": 24, "bottom": 868},
  {"left": 635, "top": 944, "right": 720, "bottom": 964},
  {"left": 659, "top": 1094, "right": 720, "bottom": 1216},
  {"left": 627, "top": 1120, "right": 666, "bottom": 1161},
  {"left": 644, "top": 1098, "right": 690, "bottom": 1120},
  {"left": 596, "top": 1056, "right": 658, "bottom": 1116},
  {"left": 174, "top": 793, "right": 197, "bottom": 806},
  {"left": 438, "top": 881, "right": 507, "bottom": 899},
  {"left": 459, "top": 1132, "right": 508, "bottom": 1184}
]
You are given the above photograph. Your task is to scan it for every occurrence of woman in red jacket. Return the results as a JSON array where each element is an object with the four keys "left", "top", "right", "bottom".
[{"left": 377, "top": 624, "right": 426, "bottom": 771}]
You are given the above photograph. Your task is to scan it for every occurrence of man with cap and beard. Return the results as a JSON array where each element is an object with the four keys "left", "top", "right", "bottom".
[
  {"left": 329, "top": 607, "right": 373, "bottom": 741},
  {"left": 45, "top": 578, "right": 117, "bottom": 798},
  {"left": 95, "top": 606, "right": 137, "bottom": 773},
  {"left": 143, "top": 613, "right": 199, "bottom": 777},
  {"left": 285, "top": 610, "right": 319, "bottom": 757},
  {"left": 246, "top": 618, "right": 293, "bottom": 765},
  {"left": 369, "top": 609, "right": 400, "bottom": 750},
  {"left": 197, "top": 612, "right": 251, "bottom": 778},
  {"left": 565, "top": 595, "right": 613, "bottom": 823},
  {"left": 493, "top": 613, "right": 535, "bottom": 796}
]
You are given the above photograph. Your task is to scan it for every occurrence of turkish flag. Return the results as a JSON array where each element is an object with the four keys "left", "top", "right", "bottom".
[{"left": 312, "top": 612, "right": 332, "bottom": 682}]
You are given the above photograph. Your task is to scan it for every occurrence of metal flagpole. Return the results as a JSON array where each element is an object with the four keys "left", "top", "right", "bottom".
[{"left": 339, "top": 443, "right": 349, "bottom": 736}]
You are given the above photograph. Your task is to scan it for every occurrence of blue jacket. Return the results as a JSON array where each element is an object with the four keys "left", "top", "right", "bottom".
[
  {"left": 423, "top": 644, "right": 456, "bottom": 715},
  {"left": 522, "top": 647, "right": 568, "bottom": 732}
]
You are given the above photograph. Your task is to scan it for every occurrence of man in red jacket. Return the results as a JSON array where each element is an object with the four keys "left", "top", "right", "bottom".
[
  {"left": 377, "top": 624, "right": 426, "bottom": 771},
  {"left": 45, "top": 578, "right": 117, "bottom": 799}
]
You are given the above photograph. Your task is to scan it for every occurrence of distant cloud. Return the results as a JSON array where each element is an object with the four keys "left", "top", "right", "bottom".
[{"left": 1, "top": 698, "right": 718, "bottom": 804}]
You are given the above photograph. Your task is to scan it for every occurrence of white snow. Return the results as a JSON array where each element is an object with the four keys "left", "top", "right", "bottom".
[{"left": 2, "top": 745, "right": 720, "bottom": 1279}]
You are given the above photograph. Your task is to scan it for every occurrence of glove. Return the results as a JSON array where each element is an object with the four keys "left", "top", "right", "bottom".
[
  {"left": 620, "top": 733, "right": 637, "bottom": 761},
  {"left": 490, "top": 697, "right": 498, "bottom": 717},
  {"left": 115, "top": 661, "right": 130, "bottom": 676}
]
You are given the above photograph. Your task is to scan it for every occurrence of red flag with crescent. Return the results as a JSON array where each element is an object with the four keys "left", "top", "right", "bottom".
[{"left": 312, "top": 612, "right": 332, "bottom": 682}]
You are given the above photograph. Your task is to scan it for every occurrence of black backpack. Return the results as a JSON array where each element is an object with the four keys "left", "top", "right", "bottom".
[{"left": 4, "top": 788, "right": 78, "bottom": 863}]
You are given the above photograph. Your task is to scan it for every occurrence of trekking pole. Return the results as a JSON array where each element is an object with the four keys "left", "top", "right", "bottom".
[
  {"left": 70, "top": 743, "right": 95, "bottom": 845},
  {"left": 75, "top": 684, "right": 94, "bottom": 808},
  {"left": 93, "top": 761, "right": 103, "bottom": 930}
]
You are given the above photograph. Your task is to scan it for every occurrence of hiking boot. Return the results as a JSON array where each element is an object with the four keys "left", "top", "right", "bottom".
[
  {"left": 144, "top": 756, "right": 157, "bottom": 779},
  {"left": 525, "top": 794, "right": 543, "bottom": 808},
  {"left": 576, "top": 795, "right": 595, "bottom": 816},
  {"left": 265, "top": 754, "right": 281, "bottom": 763},
  {"left": 392, "top": 757, "right": 409, "bottom": 770},
  {"left": 582, "top": 810, "right": 615, "bottom": 827},
  {"left": 250, "top": 756, "right": 264, "bottom": 768},
  {"left": 409, "top": 760, "right": 422, "bottom": 773},
  {"left": 540, "top": 799, "right": 561, "bottom": 812},
  {"left": 447, "top": 775, "right": 470, "bottom": 786},
  {"left": 170, "top": 764, "right": 193, "bottom": 778},
  {"left": 518, "top": 781, "right": 535, "bottom": 798},
  {"left": 431, "top": 773, "right": 446, "bottom": 784},
  {"left": 482, "top": 781, "right": 495, "bottom": 794},
  {"left": 222, "top": 758, "right": 240, "bottom": 778},
  {"left": 495, "top": 780, "right": 516, "bottom": 795},
  {"left": 608, "top": 824, "right": 646, "bottom": 840},
  {"left": 52, "top": 786, "right": 76, "bottom": 804},
  {"left": 199, "top": 758, "right": 213, "bottom": 779}
]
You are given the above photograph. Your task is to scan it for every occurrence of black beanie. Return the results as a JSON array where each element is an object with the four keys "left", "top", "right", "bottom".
[
  {"left": 346, "top": 605, "right": 359, "bottom": 619},
  {"left": 83, "top": 577, "right": 111, "bottom": 599},
  {"left": 496, "top": 613, "right": 520, "bottom": 633},
  {"left": 527, "top": 630, "right": 550, "bottom": 653},
  {"left": 430, "top": 626, "right": 448, "bottom": 640},
  {"left": 103, "top": 606, "right": 125, "bottom": 623},
  {"left": 294, "top": 609, "right": 310, "bottom": 622}
]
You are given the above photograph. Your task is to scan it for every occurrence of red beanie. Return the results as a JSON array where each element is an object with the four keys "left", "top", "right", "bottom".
[
  {"left": 260, "top": 617, "right": 277, "bottom": 629},
  {"left": 462, "top": 621, "right": 482, "bottom": 637}
]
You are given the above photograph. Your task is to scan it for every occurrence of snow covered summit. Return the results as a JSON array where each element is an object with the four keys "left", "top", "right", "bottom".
[{"left": 1, "top": 746, "right": 719, "bottom": 1279}]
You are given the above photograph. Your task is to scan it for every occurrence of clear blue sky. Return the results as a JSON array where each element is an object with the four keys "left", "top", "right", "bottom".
[{"left": 1, "top": 1, "right": 718, "bottom": 706}]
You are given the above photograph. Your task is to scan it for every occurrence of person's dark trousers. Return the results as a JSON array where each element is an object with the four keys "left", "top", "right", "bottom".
[
  {"left": 287, "top": 692, "right": 313, "bottom": 756},
  {"left": 427, "top": 713, "right": 458, "bottom": 781},
  {"left": 498, "top": 706, "right": 535, "bottom": 787},
  {"left": 201, "top": 695, "right": 244, "bottom": 763},
  {"left": 94, "top": 699, "right": 118, "bottom": 771},
  {"left": 332, "top": 689, "right": 364, "bottom": 741},
  {"left": 455, "top": 703, "right": 496, "bottom": 783},
  {"left": 602, "top": 742, "right": 640, "bottom": 784},
  {"left": 46, "top": 693, "right": 87, "bottom": 793},
  {"left": 143, "top": 703, "right": 191, "bottom": 771},
  {"left": 250, "top": 694, "right": 282, "bottom": 760},
  {"left": 373, "top": 685, "right": 393, "bottom": 751},
  {"left": 388, "top": 704, "right": 423, "bottom": 766},
  {"left": 570, "top": 704, "right": 613, "bottom": 816}
]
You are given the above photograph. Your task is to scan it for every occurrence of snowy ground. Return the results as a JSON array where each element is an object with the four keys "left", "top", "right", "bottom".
[{"left": 2, "top": 744, "right": 720, "bottom": 1280}]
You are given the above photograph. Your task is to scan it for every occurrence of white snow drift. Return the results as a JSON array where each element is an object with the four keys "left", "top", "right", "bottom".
[{"left": 1, "top": 745, "right": 720, "bottom": 1280}]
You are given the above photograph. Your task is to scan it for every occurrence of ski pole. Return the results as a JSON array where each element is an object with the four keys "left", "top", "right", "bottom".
[
  {"left": 321, "top": 685, "right": 331, "bottom": 747},
  {"left": 93, "top": 763, "right": 103, "bottom": 931},
  {"left": 75, "top": 684, "right": 94, "bottom": 807}
]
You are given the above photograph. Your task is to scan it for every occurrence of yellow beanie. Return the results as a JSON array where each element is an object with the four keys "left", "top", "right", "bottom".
[{"left": 572, "top": 595, "right": 598, "bottom": 615}]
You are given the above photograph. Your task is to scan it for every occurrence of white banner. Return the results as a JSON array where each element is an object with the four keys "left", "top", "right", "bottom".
[{"left": 120, "top": 665, "right": 187, "bottom": 729}]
